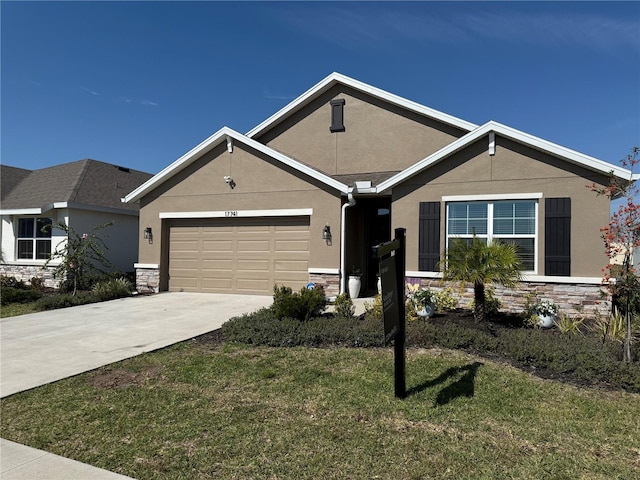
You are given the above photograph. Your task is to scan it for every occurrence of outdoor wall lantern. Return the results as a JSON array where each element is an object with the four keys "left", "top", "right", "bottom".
[
  {"left": 144, "top": 227, "right": 153, "bottom": 242},
  {"left": 322, "top": 224, "right": 332, "bottom": 244}
]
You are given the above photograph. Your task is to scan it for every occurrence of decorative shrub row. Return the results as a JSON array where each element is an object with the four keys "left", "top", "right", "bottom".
[
  {"left": 1, "top": 275, "right": 134, "bottom": 311},
  {"left": 222, "top": 310, "right": 640, "bottom": 393},
  {"left": 0, "top": 287, "right": 43, "bottom": 305},
  {"left": 222, "top": 308, "right": 384, "bottom": 348}
]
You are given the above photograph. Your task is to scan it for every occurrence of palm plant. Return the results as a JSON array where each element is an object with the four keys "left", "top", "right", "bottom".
[{"left": 441, "top": 236, "right": 522, "bottom": 322}]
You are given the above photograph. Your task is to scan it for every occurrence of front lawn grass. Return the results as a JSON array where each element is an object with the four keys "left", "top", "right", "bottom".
[
  {"left": 2, "top": 340, "right": 639, "bottom": 479},
  {"left": 0, "top": 302, "right": 40, "bottom": 317}
]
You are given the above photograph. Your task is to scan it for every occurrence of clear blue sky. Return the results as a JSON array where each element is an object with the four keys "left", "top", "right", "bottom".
[{"left": 2, "top": 1, "right": 639, "bottom": 176}]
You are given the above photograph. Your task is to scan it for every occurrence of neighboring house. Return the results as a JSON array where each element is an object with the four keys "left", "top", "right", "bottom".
[
  {"left": 124, "top": 73, "right": 638, "bottom": 314},
  {"left": 1, "top": 159, "right": 152, "bottom": 287}
]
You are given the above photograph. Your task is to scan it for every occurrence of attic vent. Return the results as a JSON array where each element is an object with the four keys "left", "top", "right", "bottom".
[
  {"left": 117, "top": 166, "right": 130, "bottom": 173},
  {"left": 330, "top": 99, "right": 345, "bottom": 132}
]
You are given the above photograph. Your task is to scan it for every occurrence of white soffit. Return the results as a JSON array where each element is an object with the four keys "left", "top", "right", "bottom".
[
  {"left": 245, "top": 72, "right": 478, "bottom": 139},
  {"left": 123, "top": 127, "right": 349, "bottom": 203}
]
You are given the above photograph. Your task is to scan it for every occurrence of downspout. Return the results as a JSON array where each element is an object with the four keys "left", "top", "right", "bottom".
[{"left": 340, "top": 190, "right": 356, "bottom": 294}]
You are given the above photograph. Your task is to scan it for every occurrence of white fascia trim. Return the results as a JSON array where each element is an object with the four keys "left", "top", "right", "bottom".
[
  {"left": 308, "top": 267, "right": 340, "bottom": 275},
  {"left": 487, "top": 121, "right": 634, "bottom": 180},
  {"left": 377, "top": 121, "right": 635, "bottom": 193},
  {"left": 1, "top": 203, "right": 138, "bottom": 217},
  {"left": 246, "top": 72, "right": 477, "bottom": 139},
  {"left": 59, "top": 202, "right": 139, "bottom": 217},
  {"left": 134, "top": 263, "right": 160, "bottom": 269},
  {"left": 442, "top": 193, "right": 543, "bottom": 202},
  {"left": 123, "top": 126, "right": 232, "bottom": 203},
  {"left": 123, "top": 127, "right": 348, "bottom": 204},
  {"left": 0, "top": 208, "right": 43, "bottom": 215},
  {"left": 159, "top": 208, "right": 313, "bottom": 219}
]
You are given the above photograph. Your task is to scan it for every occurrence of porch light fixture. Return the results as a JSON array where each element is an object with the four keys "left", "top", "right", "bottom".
[
  {"left": 144, "top": 227, "right": 153, "bottom": 241},
  {"left": 224, "top": 175, "right": 236, "bottom": 189},
  {"left": 322, "top": 224, "right": 332, "bottom": 243}
]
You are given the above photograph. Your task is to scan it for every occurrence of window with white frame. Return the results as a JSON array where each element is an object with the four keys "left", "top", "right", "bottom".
[
  {"left": 446, "top": 200, "right": 537, "bottom": 271},
  {"left": 17, "top": 217, "right": 52, "bottom": 260}
]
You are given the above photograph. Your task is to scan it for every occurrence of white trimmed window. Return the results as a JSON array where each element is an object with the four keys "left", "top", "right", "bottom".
[
  {"left": 17, "top": 217, "right": 52, "bottom": 260},
  {"left": 446, "top": 200, "right": 537, "bottom": 271}
]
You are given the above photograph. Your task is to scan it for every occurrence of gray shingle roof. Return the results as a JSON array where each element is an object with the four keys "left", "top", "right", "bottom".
[{"left": 1, "top": 159, "right": 153, "bottom": 211}]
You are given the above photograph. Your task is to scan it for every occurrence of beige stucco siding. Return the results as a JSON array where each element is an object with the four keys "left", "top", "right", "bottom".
[
  {"left": 138, "top": 143, "right": 342, "bottom": 272},
  {"left": 392, "top": 136, "right": 611, "bottom": 277},
  {"left": 256, "top": 86, "right": 466, "bottom": 176}
]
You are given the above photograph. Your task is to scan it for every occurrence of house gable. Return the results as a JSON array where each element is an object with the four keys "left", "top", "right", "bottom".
[
  {"left": 378, "top": 121, "right": 638, "bottom": 193},
  {"left": 254, "top": 83, "right": 470, "bottom": 177},
  {"left": 124, "top": 127, "right": 348, "bottom": 204}
]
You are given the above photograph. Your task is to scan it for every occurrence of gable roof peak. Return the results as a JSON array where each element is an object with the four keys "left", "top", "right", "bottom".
[{"left": 246, "top": 72, "right": 477, "bottom": 140}]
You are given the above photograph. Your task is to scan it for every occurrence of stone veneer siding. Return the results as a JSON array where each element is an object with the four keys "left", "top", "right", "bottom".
[
  {"left": 137, "top": 268, "right": 610, "bottom": 317},
  {"left": 136, "top": 267, "right": 161, "bottom": 294},
  {"left": 408, "top": 278, "right": 610, "bottom": 318},
  {"left": 0, "top": 264, "right": 59, "bottom": 288},
  {"left": 308, "top": 273, "right": 341, "bottom": 298},
  {"left": 311, "top": 273, "right": 609, "bottom": 317}
]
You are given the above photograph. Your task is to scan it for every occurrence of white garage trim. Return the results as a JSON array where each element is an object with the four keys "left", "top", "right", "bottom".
[{"left": 160, "top": 208, "right": 313, "bottom": 219}]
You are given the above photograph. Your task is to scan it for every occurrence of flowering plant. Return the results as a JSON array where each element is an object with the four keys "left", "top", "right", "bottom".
[
  {"left": 406, "top": 283, "right": 435, "bottom": 306},
  {"left": 532, "top": 300, "right": 559, "bottom": 317}
]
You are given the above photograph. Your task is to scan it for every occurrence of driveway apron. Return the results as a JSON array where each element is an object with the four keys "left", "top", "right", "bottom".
[
  {"left": 1, "top": 292, "right": 273, "bottom": 398},
  {"left": 1, "top": 292, "right": 272, "bottom": 479}
]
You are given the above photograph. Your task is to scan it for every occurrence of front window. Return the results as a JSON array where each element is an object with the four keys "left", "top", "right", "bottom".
[
  {"left": 17, "top": 218, "right": 52, "bottom": 260},
  {"left": 446, "top": 200, "right": 537, "bottom": 271}
]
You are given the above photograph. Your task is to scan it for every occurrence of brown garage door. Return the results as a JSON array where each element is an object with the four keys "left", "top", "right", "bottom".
[{"left": 168, "top": 217, "right": 310, "bottom": 294}]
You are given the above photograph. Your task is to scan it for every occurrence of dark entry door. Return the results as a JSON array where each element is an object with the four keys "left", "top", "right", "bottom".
[{"left": 346, "top": 197, "right": 392, "bottom": 296}]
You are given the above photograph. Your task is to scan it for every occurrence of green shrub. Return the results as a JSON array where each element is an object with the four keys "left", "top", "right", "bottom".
[
  {"left": 0, "top": 276, "right": 27, "bottom": 289},
  {"left": 222, "top": 308, "right": 384, "bottom": 348},
  {"left": 433, "top": 287, "right": 459, "bottom": 312},
  {"left": 363, "top": 294, "right": 383, "bottom": 320},
  {"left": 92, "top": 277, "right": 133, "bottom": 301},
  {"left": 271, "top": 284, "right": 327, "bottom": 321},
  {"left": 35, "top": 292, "right": 98, "bottom": 310},
  {"left": 333, "top": 293, "right": 355, "bottom": 319},
  {"left": 29, "top": 277, "right": 45, "bottom": 291},
  {"left": 0, "top": 287, "right": 42, "bottom": 305},
  {"left": 589, "top": 309, "right": 628, "bottom": 343},
  {"left": 470, "top": 286, "right": 502, "bottom": 317},
  {"left": 554, "top": 312, "right": 585, "bottom": 335}
]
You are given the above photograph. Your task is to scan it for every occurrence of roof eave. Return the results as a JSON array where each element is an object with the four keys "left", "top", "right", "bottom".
[
  {"left": 377, "top": 121, "right": 636, "bottom": 193},
  {"left": 123, "top": 127, "right": 349, "bottom": 204}
]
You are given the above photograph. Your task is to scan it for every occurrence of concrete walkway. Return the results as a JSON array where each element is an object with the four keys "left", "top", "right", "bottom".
[{"left": 1, "top": 292, "right": 273, "bottom": 479}]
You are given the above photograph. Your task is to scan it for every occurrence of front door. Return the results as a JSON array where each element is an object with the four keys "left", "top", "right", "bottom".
[{"left": 346, "top": 198, "right": 391, "bottom": 296}]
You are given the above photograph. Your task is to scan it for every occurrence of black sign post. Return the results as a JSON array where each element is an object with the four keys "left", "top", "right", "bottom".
[{"left": 374, "top": 228, "right": 406, "bottom": 399}]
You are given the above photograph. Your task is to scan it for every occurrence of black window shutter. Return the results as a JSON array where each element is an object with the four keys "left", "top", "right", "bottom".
[
  {"left": 419, "top": 202, "right": 441, "bottom": 271},
  {"left": 330, "top": 99, "right": 345, "bottom": 132},
  {"left": 545, "top": 198, "right": 571, "bottom": 276}
]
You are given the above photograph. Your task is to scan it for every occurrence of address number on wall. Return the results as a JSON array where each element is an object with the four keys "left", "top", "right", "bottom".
[{"left": 225, "top": 211, "right": 238, "bottom": 217}]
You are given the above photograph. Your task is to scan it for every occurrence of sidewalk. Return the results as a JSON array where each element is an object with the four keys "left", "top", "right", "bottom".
[{"left": 1, "top": 439, "right": 133, "bottom": 480}]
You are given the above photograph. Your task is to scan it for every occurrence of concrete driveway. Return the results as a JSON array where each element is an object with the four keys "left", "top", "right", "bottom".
[{"left": 0, "top": 292, "right": 272, "bottom": 398}]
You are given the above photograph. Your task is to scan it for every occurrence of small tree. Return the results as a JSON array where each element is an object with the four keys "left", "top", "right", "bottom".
[
  {"left": 441, "top": 236, "right": 522, "bottom": 322},
  {"left": 44, "top": 222, "right": 114, "bottom": 295},
  {"left": 589, "top": 146, "right": 640, "bottom": 364}
]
